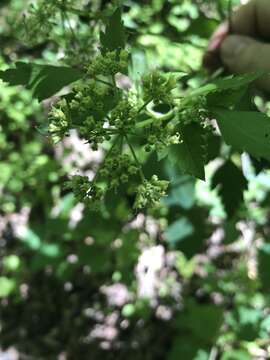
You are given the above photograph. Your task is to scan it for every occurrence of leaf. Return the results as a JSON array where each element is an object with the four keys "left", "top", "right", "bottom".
[
  {"left": 228, "top": 306, "right": 262, "bottom": 341},
  {"left": 221, "top": 350, "right": 251, "bottom": 360},
  {"left": 20, "top": 229, "right": 41, "bottom": 250},
  {"left": 250, "top": 156, "right": 270, "bottom": 174},
  {"left": 0, "top": 277, "right": 16, "bottom": 298},
  {"left": 188, "top": 72, "right": 262, "bottom": 98},
  {"left": 164, "top": 175, "right": 195, "bottom": 209},
  {"left": 214, "top": 109, "right": 270, "bottom": 161},
  {"left": 100, "top": 8, "right": 125, "bottom": 52},
  {"left": 0, "top": 62, "right": 82, "bottom": 101},
  {"left": 164, "top": 217, "right": 194, "bottom": 245},
  {"left": 212, "top": 160, "right": 248, "bottom": 218},
  {"left": 223, "top": 220, "right": 240, "bottom": 244},
  {"left": 167, "top": 207, "right": 210, "bottom": 258},
  {"left": 168, "top": 338, "right": 209, "bottom": 360},
  {"left": 169, "top": 122, "right": 206, "bottom": 180},
  {"left": 205, "top": 133, "right": 221, "bottom": 162},
  {"left": 3, "top": 255, "right": 21, "bottom": 272},
  {"left": 184, "top": 304, "right": 224, "bottom": 342}
]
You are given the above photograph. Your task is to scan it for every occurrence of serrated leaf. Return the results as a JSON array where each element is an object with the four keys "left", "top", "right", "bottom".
[
  {"left": 100, "top": 8, "right": 125, "bottom": 52},
  {"left": 188, "top": 72, "right": 262, "bottom": 98},
  {"left": 212, "top": 160, "right": 248, "bottom": 218},
  {"left": 214, "top": 109, "right": 270, "bottom": 161},
  {"left": 169, "top": 122, "right": 206, "bottom": 180},
  {"left": 0, "top": 62, "right": 82, "bottom": 101},
  {"left": 223, "top": 220, "right": 240, "bottom": 244}
]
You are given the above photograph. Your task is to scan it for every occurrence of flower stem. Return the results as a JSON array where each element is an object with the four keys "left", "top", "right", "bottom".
[{"left": 125, "top": 135, "right": 145, "bottom": 181}]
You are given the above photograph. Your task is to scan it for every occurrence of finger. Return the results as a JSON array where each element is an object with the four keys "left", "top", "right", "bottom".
[
  {"left": 220, "top": 34, "right": 270, "bottom": 91},
  {"left": 203, "top": 22, "right": 229, "bottom": 70},
  {"left": 208, "top": 22, "right": 229, "bottom": 52},
  {"left": 232, "top": 0, "right": 270, "bottom": 39}
]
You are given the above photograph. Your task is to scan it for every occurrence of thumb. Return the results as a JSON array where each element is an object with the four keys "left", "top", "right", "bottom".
[{"left": 220, "top": 35, "right": 270, "bottom": 92}]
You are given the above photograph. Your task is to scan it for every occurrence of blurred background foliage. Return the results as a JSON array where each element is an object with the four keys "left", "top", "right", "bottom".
[{"left": 2, "top": 0, "right": 270, "bottom": 359}]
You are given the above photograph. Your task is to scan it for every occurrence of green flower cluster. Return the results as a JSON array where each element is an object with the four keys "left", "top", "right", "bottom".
[
  {"left": 144, "top": 122, "right": 179, "bottom": 153},
  {"left": 46, "top": 32, "right": 214, "bottom": 211},
  {"left": 179, "top": 96, "right": 209, "bottom": 125},
  {"left": 48, "top": 99, "right": 70, "bottom": 143},
  {"left": 66, "top": 150, "right": 139, "bottom": 207},
  {"left": 87, "top": 50, "right": 129, "bottom": 77},
  {"left": 109, "top": 100, "right": 137, "bottom": 132},
  {"left": 101, "top": 151, "right": 139, "bottom": 190},
  {"left": 66, "top": 175, "right": 105, "bottom": 208},
  {"left": 49, "top": 80, "right": 116, "bottom": 149},
  {"left": 134, "top": 175, "right": 169, "bottom": 209},
  {"left": 69, "top": 80, "right": 111, "bottom": 115},
  {"left": 142, "top": 72, "right": 177, "bottom": 105},
  {"left": 78, "top": 115, "right": 111, "bottom": 151},
  {"left": 21, "top": 0, "right": 68, "bottom": 42}
]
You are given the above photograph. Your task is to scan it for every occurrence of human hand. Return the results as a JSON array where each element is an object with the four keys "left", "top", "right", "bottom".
[{"left": 204, "top": 0, "right": 270, "bottom": 91}]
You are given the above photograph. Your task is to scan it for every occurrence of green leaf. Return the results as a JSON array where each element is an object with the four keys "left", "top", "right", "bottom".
[
  {"left": 165, "top": 217, "right": 194, "bottom": 245},
  {"left": 0, "top": 277, "right": 16, "bottom": 298},
  {"left": 205, "top": 133, "right": 221, "bottom": 162},
  {"left": 228, "top": 306, "right": 262, "bottom": 341},
  {"left": 20, "top": 228, "right": 41, "bottom": 250},
  {"left": 0, "top": 62, "right": 82, "bottom": 101},
  {"left": 214, "top": 109, "right": 270, "bottom": 161},
  {"left": 164, "top": 175, "right": 195, "bottom": 209},
  {"left": 212, "top": 160, "right": 248, "bottom": 219},
  {"left": 3, "top": 255, "right": 21, "bottom": 272},
  {"left": 223, "top": 220, "right": 240, "bottom": 244},
  {"left": 188, "top": 73, "right": 261, "bottom": 98},
  {"left": 170, "top": 207, "right": 210, "bottom": 259},
  {"left": 40, "top": 243, "right": 61, "bottom": 258},
  {"left": 185, "top": 304, "right": 223, "bottom": 342},
  {"left": 100, "top": 8, "right": 125, "bottom": 52},
  {"left": 169, "top": 122, "right": 206, "bottom": 180},
  {"left": 221, "top": 350, "right": 251, "bottom": 360},
  {"left": 168, "top": 338, "right": 209, "bottom": 360}
]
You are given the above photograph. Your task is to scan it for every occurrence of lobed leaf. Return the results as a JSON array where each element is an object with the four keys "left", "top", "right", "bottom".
[
  {"left": 0, "top": 62, "right": 83, "bottom": 101},
  {"left": 214, "top": 109, "right": 270, "bottom": 161},
  {"left": 169, "top": 122, "right": 206, "bottom": 180},
  {"left": 212, "top": 160, "right": 248, "bottom": 219},
  {"left": 100, "top": 8, "right": 125, "bottom": 52}
]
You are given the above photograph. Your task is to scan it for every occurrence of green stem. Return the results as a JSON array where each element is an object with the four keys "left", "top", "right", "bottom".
[
  {"left": 94, "top": 77, "right": 114, "bottom": 87},
  {"left": 94, "top": 135, "right": 120, "bottom": 182},
  {"left": 112, "top": 75, "right": 117, "bottom": 88},
  {"left": 125, "top": 135, "right": 145, "bottom": 181},
  {"left": 135, "top": 109, "right": 175, "bottom": 129},
  {"left": 66, "top": 6, "right": 100, "bottom": 20},
  {"left": 137, "top": 99, "right": 151, "bottom": 114},
  {"left": 63, "top": 11, "right": 79, "bottom": 46}
]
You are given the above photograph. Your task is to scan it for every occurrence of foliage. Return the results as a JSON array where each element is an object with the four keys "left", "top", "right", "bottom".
[{"left": 1, "top": 0, "right": 270, "bottom": 359}]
